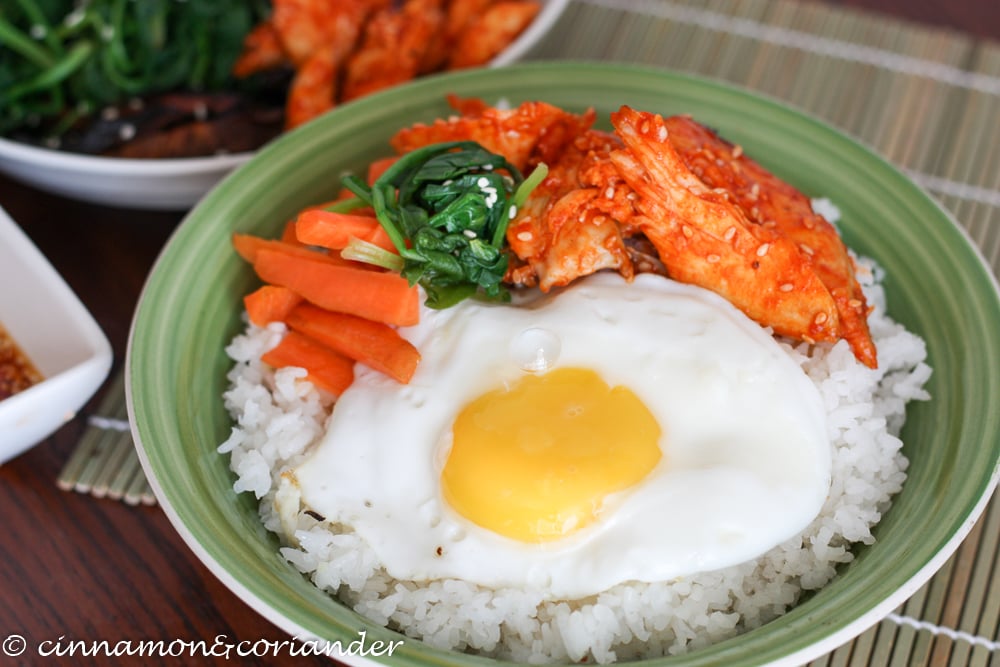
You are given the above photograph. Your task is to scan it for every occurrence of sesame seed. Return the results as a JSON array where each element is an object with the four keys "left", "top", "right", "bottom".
[
  {"left": 657, "top": 126, "right": 668, "bottom": 141},
  {"left": 848, "top": 298, "right": 863, "bottom": 309},
  {"left": 463, "top": 229, "right": 477, "bottom": 238},
  {"left": 641, "top": 120, "right": 650, "bottom": 133},
  {"left": 476, "top": 177, "right": 489, "bottom": 188},
  {"left": 682, "top": 226, "right": 693, "bottom": 238},
  {"left": 29, "top": 24, "right": 46, "bottom": 39},
  {"left": 482, "top": 164, "right": 493, "bottom": 171},
  {"left": 706, "top": 254, "right": 720, "bottom": 263},
  {"left": 750, "top": 183, "right": 760, "bottom": 199},
  {"left": 64, "top": 9, "right": 86, "bottom": 27},
  {"left": 715, "top": 158, "right": 725, "bottom": 167},
  {"left": 101, "top": 106, "right": 120, "bottom": 121},
  {"left": 814, "top": 312, "right": 828, "bottom": 325},
  {"left": 732, "top": 144, "right": 743, "bottom": 158},
  {"left": 638, "top": 261, "right": 653, "bottom": 272},
  {"left": 804, "top": 219, "right": 815, "bottom": 229},
  {"left": 756, "top": 243, "right": 770, "bottom": 257},
  {"left": 193, "top": 103, "right": 208, "bottom": 121},
  {"left": 508, "top": 205, "right": 518, "bottom": 219},
  {"left": 118, "top": 123, "right": 136, "bottom": 141},
  {"left": 723, "top": 226, "right": 736, "bottom": 241},
  {"left": 626, "top": 192, "right": 637, "bottom": 200},
  {"left": 799, "top": 243, "right": 814, "bottom": 256},
  {"left": 605, "top": 187, "right": 615, "bottom": 199},
  {"left": 779, "top": 283, "right": 794, "bottom": 292},
  {"left": 802, "top": 335, "right": 816, "bottom": 344},
  {"left": 516, "top": 231, "right": 533, "bottom": 242}
]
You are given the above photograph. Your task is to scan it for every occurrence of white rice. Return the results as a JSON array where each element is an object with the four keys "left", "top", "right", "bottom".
[{"left": 218, "top": 253, "right": 931, "bottom": 664}]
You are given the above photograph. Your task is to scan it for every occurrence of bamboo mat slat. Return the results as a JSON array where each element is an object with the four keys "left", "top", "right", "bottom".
[{"left": 60, "top": 0, "right": 999, "bottom": 664}]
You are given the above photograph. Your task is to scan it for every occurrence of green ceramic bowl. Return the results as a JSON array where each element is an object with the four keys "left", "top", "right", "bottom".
[{"left": 128, "top": 62, "right": 1000, "bottom": 666}]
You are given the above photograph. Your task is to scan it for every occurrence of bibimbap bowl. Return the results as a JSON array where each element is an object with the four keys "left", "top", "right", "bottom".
[{"left": 127, "top": 63, "right": 1000, "bottom": 666}]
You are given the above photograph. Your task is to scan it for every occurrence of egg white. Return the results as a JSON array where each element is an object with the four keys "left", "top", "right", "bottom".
[{"left": 287, "top": 273, "right": 831, "bottom": 599}]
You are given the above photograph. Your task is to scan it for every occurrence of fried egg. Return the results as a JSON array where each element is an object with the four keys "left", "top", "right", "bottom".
[{"left": 288, "top": 273, "right": 830, "bottom": 599}]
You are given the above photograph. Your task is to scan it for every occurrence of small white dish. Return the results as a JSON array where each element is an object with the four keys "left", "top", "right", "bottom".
[
  {"left": 0, "top": 0, "right": 569, "bottom": 211},
  {"left": 0, "top": 206, "right": 112, "bottom": 464}
]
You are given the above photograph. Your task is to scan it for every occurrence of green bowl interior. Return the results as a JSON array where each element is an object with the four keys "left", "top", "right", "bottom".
[{"left": 129, "top": 62, "right": 1000, "bottom": 667}]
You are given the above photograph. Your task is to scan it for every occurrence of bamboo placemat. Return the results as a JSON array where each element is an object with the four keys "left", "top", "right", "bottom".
[{"left": 60, "top": 0, "right": 999, "bottom": 663}]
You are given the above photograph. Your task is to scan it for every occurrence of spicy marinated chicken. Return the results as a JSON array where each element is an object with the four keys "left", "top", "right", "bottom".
[
  {"left": 507, "top": 128, "right": 636, "bottom": 291},
  {"left": 388, "top": 99, "right": 878, "bottom": 367},
  {"left": 233, "top": 0, "right": 541, "bottom": 129},
  {"left": 610, "top": 107, "right": 843, "bottom": 351},
  {"left": 390, "top": 99, "right": 591, "bottom": 172},
  {"left": 661, "top": 115, "right": 876, "bottom": 368}
]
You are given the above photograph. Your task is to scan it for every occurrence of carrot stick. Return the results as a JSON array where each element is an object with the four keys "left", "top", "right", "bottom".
[
  {"left": 367, "top": 156, "right": 398, "bottom": 184},
  {"left": 252, "top": 248, "right": 420, "bottom": 326},
  {"left": 244, "top": 285, "right": 303, "bottom": 326},
  {"left": 296, "top": 209, "right": 386, "bottom": 249},
  {"left": 365, "top": 224, "right": 396, "bottom": 252},
  {"left": 286, "top": 302, "right": 420, "bottom": 383},
  {"left": 232, "top": 233, "right": 355, "bottom": 267},
  {"left": 280, "top": 220, "right": 304, "bottom": 246},
  {"left": 261, "top": 331, "right": 354, "bottom": 396},
  {"left": 330, "top": 189, "right": 376, "bottom": 216}
]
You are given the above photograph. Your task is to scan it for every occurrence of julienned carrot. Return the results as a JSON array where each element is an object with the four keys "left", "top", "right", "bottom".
[
  {"left": 244, "top": 285, "right": 302, "bottom": 326},
  {"left": 295, "top": 209, "right": 392, "bottom": 251},
  {"left": 367, "top": 156, "right": 398, "bottom": 185},
  {"left": 365, "top": 224, "right": 395, "bottom": 252},
  {"left": 286, "top": 302, "right": 420, "bottom": 384},
  {"left": 252, "top": 248, "right": 419, "bottom": 326},
  {"left": 261, "top": 330, "right": 354, "bottom": 396},
  {"left": 232, "top": 233, "right": 354, "bottom": 267},
  {"left": 281, "top": 220, "right": 304, "bottom": 246}
]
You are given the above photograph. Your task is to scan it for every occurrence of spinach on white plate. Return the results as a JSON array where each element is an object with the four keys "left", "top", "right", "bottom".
[
  {"left": 0, "top": 0, "right": 268, "bottom": 137},
  {"left": 342, "top": 141, "right": 547, "bottom": 309}
]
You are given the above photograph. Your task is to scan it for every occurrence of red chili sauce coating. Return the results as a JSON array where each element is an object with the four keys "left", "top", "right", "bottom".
[{"left": 0, "top": 322, "right": 44, "bottom": 400}]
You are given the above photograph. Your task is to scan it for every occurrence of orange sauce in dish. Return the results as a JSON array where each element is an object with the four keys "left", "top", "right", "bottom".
[{"left": 0, "top": 322, "right": 43, "bottom": 400}]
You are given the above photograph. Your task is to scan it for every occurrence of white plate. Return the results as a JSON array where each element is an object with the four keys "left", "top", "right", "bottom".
[
  {"left": 0, "top": 0, "right": 568, "bottom": 211},
  {"left": 0, "top": 206, "right": 113, "bottom": 464},
  {"left": 0, "top": 138, "right": 252, "bottom": 210}
]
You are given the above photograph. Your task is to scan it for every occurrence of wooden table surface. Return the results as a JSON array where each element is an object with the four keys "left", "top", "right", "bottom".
[{"left": 1, "top": 1, "right": 997, "bottom": 666}]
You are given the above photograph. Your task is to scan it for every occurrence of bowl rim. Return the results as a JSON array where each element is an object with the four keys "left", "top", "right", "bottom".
[
  {"left": 127, "top": 60, "right": 1000, "bottom": 667},
  {"left": 490, "top": 0, "right": 572, "bottom": 66},
  {"left": 0, "top": 134, "right": 254, "bottom": 174}
]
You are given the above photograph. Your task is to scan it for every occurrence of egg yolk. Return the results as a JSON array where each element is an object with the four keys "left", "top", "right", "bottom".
[{"left": 442, "top": 367, "right": 662, "bottom": 542}]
